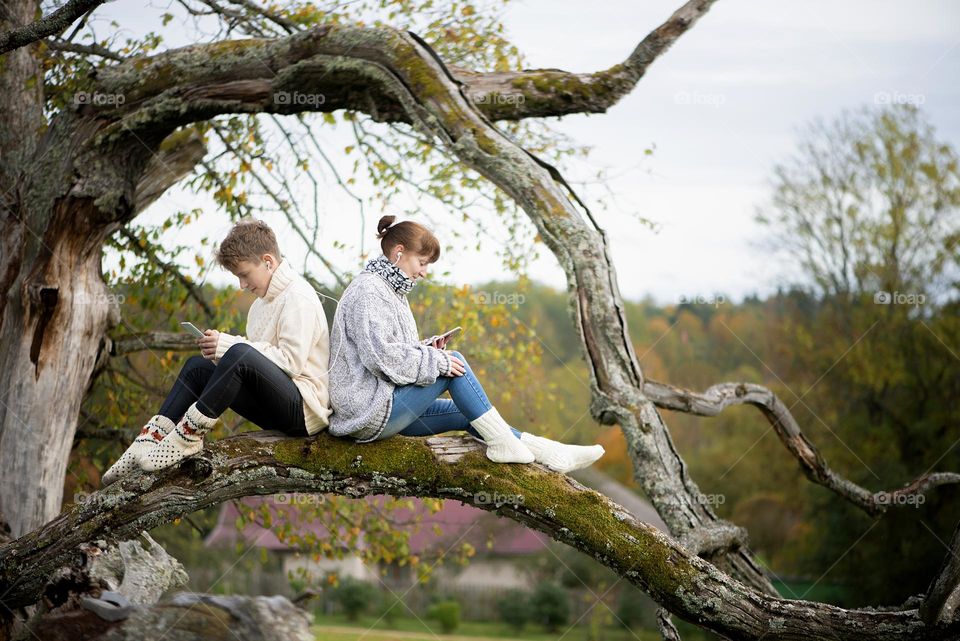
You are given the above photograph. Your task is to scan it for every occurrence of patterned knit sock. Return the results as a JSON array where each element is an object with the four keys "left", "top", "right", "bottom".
[
  {"left": 102, "top": 415, "right": 176, "bottom": 486},
  {"left": 469, "top": 408, "right": 535, "bottom": 464},
  {"left": 140, "top": 403, "right": 218, "bottom": 472},
  {"left": 520, "top": 433, "right": 605, "bottom": 473}
]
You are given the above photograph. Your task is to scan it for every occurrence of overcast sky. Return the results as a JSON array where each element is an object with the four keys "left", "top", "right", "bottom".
[{"left": 99, "top": 0, "right": 960, "bottom": 304}]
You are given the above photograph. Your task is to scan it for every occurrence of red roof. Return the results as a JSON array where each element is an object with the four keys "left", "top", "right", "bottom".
[{"left": 204, "top": 494, "right": 551, "bottom": 556}]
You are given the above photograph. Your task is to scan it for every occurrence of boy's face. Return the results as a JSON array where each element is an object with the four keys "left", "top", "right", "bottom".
[{"left": 230, "top": 254, "right": 277, "bottom": 298}]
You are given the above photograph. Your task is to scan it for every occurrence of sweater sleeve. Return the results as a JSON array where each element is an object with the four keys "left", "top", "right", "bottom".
[
  {"left": 348, "top": 291, "right": 449, "bottom": 386},
  {"left": 213, "top": 294, "right": 319, "bottom": 377}
]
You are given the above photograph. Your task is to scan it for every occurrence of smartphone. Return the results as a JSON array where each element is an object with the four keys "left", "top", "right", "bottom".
[
  {"left": 437, "top": 326, "right": 462, "bottom": 343},
  {"left": 180, "top": 321, "right": 206, "bottom": 338}
]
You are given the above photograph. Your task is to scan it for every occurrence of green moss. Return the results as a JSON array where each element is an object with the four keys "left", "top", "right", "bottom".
[
  {"left": 273, "top": 434, "right": 696, "bottom": 597},
  {"left": 273, "top": 434, "right": 456, "bottom": 485}
]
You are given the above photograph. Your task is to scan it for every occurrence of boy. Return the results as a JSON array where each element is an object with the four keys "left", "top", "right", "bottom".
[{"left": 102, "top": 218, "right": 331, "bottom": 485}]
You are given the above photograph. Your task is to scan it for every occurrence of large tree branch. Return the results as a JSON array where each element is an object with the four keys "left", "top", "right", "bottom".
[
  {"left": 0, "top": 0, "right": 106, "bottom": 54},
  {"left": 455, "top": 0, "right": 717, "bottom": 120},
  {"left": 643, "top": 378, "right": 960, "bottom": 517},
  {"left": 921, "top": 521, "right": 960, "bottom": 625},
  {"left": 0, "top": 433, "right": 956, "bottom": 640},
  {"left": 77, "top": 1, "right": 716, "bottom": 129}
]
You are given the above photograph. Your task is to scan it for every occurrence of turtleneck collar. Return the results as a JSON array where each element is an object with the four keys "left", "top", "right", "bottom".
[
  {"left": 364, "top": 254, "right": 416, "bottom": 296},
  {"left": 263, "top": 258, "right": 295, "bottom": 302}
]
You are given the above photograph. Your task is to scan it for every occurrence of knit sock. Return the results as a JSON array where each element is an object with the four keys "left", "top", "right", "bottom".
[
  {"left": 102, "top": 415, "right": 176, "bottom": 486},
  {"left": 140, "top": 403, "right": 218, "bottom": 472},
  {"left": 469, "top": 407, "right": 534, "bottom": 464},
  {"left": 520, "top": 433, "right": 605, "bottom": 474}
]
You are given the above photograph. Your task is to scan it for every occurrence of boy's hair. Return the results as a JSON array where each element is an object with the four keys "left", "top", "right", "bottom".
[{"left": 215, "top": 218, "right": 282, "bottom": 271}]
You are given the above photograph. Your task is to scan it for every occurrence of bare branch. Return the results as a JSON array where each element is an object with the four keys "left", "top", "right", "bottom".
[
  {"left": 657, "top": 608, "right": 682, "bottom": 641},
  {"left": 44, "top": 38, "right": 123, "bottom": 60},
  {"left": 115, "top": 229, "right": 217, "bottom": 322},
  {"left": 0, "top": 0, "right": 107, "bottom": 54},
  {"left": 108, "top": 331, "right": 198, "bottom": 357},
  {"left": 643, "top": 378, "right": 960, "bottom": 516}
]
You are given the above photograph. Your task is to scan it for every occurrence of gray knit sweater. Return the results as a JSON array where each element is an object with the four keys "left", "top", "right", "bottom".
[{"left": 327, "top": 258, "right": 452, "bottom": 442}]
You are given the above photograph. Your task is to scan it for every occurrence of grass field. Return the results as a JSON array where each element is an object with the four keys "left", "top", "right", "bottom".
[{"left": 311, "top": 614, "right": 666, "bottom": 641}]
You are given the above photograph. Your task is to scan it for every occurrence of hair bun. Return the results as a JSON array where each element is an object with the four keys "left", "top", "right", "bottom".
[{"left": 377, "top": 215, "right": 397, "bottom": 238}]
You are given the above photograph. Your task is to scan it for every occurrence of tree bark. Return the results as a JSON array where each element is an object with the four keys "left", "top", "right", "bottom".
[
  {"left": 1, "top": 433, "right": 956, "bottom": 641},
  {"left": 0, "top": 0, "right": 106, "bottom": 54}
]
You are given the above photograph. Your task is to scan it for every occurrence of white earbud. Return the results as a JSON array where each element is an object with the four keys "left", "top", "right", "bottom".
[{"left": 392, "top": 251, "right": 403, "bottom": 265}]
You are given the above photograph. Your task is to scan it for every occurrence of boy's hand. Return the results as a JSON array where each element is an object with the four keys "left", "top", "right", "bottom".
[{"left": 198, "top": 329, "right": 220, "bottom": 360}]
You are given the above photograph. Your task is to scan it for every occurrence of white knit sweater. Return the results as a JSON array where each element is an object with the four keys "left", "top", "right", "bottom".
[{"left": 213, "top": 258, "right": 332, "bottom": 434}]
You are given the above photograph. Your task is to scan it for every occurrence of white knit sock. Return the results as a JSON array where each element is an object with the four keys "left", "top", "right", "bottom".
[
  {"left": 102, "top": 415, "right": 176, "bottom": 486},
  {"left": 140, "top": 403, "right": 218, "bottom": 472},
  {"left": 469, "top": 408, "right": 535, "bottom": 463},
  {"left": 520, "top": 433, "right": 605, "bottom": 473}
]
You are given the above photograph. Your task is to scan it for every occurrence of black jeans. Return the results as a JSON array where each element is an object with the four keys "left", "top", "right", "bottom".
[{"left": 158, "top": 343, "right": 308, "bottom": 437}]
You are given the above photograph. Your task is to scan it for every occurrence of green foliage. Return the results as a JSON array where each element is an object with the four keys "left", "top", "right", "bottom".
[
  {"left": 614, "top": 585, "right": 655, "bottom": 630},
  {"left": 529, "top": 582, "right": 569, "bottom": 632},
  {"left": 332, "top": 577, "right": 375, "bottom": 621},
  {"left": 377, "top": 590, "right": 404, "bottom": 626},
  {"left": 496, "top": 589, "right": 530, "bottom": 631},
  {"left": 756, "top": 104, "right": 960, "bottom": 299},
  {"left": 425, "top": 599, "right": 461, "bottom": 633}
]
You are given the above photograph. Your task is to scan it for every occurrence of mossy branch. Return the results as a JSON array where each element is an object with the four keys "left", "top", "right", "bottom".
[{"left": 0, "top": 432, "right": 954, "bottom": 640}]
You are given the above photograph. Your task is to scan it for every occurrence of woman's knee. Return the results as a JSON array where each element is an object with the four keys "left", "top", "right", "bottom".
[{"left": 447, "top": 350, "right": 473, "bottom": 373}]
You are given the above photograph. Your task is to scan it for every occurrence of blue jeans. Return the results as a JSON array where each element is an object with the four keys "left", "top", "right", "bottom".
[{"left": 370, "top": 350, "right": 522, "bottom": 442}]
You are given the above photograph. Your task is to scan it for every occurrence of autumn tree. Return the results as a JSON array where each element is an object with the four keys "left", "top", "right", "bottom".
[{"left": 1, "top": 1, "right": 960, "bottom": 639}]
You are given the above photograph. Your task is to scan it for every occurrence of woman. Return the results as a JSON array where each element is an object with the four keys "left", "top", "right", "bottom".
[{"left": 327, "top": 215, "right": 604, "bottom": 473}]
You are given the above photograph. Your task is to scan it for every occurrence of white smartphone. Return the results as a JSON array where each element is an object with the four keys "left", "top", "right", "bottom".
[
  {"left": 180, "top": 321, "right": 206, "bottom": 338},
  {"left": 437, "top": 326, "right": 462, "bottom": 343}
]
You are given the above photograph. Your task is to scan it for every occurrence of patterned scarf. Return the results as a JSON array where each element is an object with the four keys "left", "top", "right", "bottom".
[{"left": 364, "top": 254, "right": 416, "bottom": 296}]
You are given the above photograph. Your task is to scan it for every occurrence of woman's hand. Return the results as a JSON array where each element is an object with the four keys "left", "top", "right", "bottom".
[
  {"left": 198, "top": 329, "right": 220, "bottom": 360},
  {"left": 444, "top": 351, "right": 465, "bottom": 377},
  {"left": 429, "top": 335, "right": 450, "bottom": 350}
]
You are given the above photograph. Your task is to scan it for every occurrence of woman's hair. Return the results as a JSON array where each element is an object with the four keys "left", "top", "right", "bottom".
[
  {"left": 215, "top": 218, "right": 282, "bottom": 271},
  {"left": 376, "top": 215, "right": 440, "bottom": 262}
]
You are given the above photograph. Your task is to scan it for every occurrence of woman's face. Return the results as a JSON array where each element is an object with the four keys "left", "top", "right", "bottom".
[{"left": 390, "top": 246, "right": 432, "bottom": 281}]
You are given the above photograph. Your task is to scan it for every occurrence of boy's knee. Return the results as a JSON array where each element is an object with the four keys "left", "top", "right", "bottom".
[
  {"left": 221, "top": 342, "right": 253, "bottom": 361},
  {"left": 184, "top": 354, "right": 208, "bottom": 371}
]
